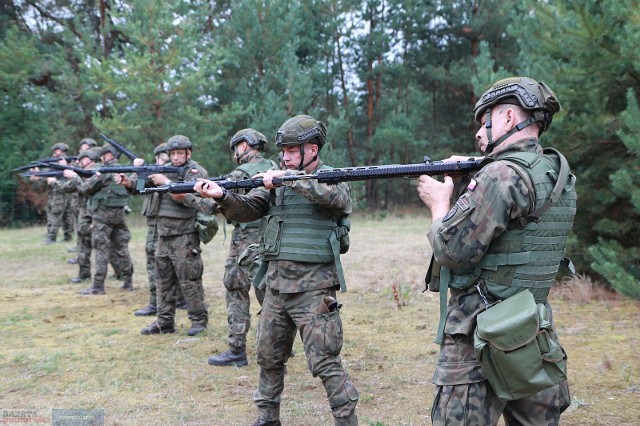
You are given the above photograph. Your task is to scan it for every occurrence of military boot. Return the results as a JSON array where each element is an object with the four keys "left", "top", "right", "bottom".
[
  {"left": 335, "top": 413, "right": 358, "bottom": 426},
  {"left": 44, "top": 237, "right": 56, "bottom": 245},
  {"left": 134, "top": 304, "right": 157, "bottom": 316},
  {"left": 80, "top": 286, "right": 105, "bottom": 295},
  {"left": 251, "top": 419, "right": 281, "bottom": 426},
  {"left": 187, "top": 323, "right": 207, "bottom": 336},
  {"left": 70, "top": 276, "right": 90, "bottom": 284},
  {"left": 141, "top": 321, "right": 175, "bottom": 335},
  {"left": 121, "top": 278, "right": 133, "bottom": 291},
  {"left": 67, "top": 257, "right": 78, "bottom": 264},
  {"left": 208, "top": 348, "right": 248, "bottom": 367},
  {"left": 67, "top": 247, "right": 78, "bottom": 253}
]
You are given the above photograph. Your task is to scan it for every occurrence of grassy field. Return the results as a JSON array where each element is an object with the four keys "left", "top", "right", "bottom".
[{"left": 0, "top": 214, "right": 638, "bottom": 425}]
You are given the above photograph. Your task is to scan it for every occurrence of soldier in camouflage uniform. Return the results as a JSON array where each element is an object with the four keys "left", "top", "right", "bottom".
[
  {"left": 140, "top": 135, "right": 214, "bottom": 336},
  {"left": 67, "top": 138, "right": 98, "bottom": 262},
  {"left": 75, "top": 144, "right": 134, "bottom": 295},
  {"left": 43, "top": 143, "right": 75, "bottom": 244},
  {"left": 206, "top": 128, "right": 278, "bottom": 367},
  {"left": 418, "top": 77, "right": 575, "bottom": 425},
  {"left": 195, "top": 115, "right": 358, "bottom": 426},
  {"left": 62, "top": 147, "right": 101, "bottom": 283},
  {"left": 114, "top": 143, "right": 187, "bottom": 316}
]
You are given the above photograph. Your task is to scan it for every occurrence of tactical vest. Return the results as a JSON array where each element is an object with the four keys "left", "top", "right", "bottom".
[
  {"left": 157, "top": 160, "right": 201, "bottom": 219},
  {"left": 88, "top": 177, "right": 129, "bottom": 211},
  {"left": 257, "top": 166, "right": 350, "bottom": 291},
  {"left": 444, "top": 148, "right": 577, "bottom": 303},
  {"left": 234, "top": 158, "right": 278, "bottom": 229}
]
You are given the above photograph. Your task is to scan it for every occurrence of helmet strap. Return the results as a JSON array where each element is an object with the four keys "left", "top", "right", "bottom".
[
  {"left": 484, "top": 108, "right": 541, "bottom": 154},
  {"left": 296, "top": 144, "right": 318, "bottom": 171}
]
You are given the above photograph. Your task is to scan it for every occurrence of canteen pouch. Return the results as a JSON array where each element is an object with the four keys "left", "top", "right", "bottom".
[
  {"left": 195, "top": 211, "right": 219, "bottom": 244},
  {"left": 473, "top": 289, "right": 567, "bottom": 402}
]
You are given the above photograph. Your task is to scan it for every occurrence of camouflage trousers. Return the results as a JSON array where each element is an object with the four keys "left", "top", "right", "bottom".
[
  {"left": 155, "top": 232, "right": 207, "bottom": 327},
  {"left": 431, "top": 332, "right": 571, "bottom": 425},
  {"left": 253, "top": 288, "right": 359, "bottom": 425},
  {"left": 76, "top": 213, "right": 92, "bottom": 279},
  {"left": 46, "top": 200, "right": 75, "bottom": 242},
  {"left": 145, "top": 223, "right": 183, "bottom": 306},
  {"left": 223, "top": 226, "right": 261, "bottom": 350},
  {"left": 91, "top": 214, "right": 133, "bottom": 289}
]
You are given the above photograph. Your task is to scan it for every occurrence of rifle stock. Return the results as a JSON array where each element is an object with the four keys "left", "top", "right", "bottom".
[{"left": 140, "top": 158, "right": 484, "bottom": 194}]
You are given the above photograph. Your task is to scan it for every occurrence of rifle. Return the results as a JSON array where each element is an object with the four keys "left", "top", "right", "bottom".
[
  {"left": 40, "top": 162, "right": 220, "bottom": 192},
  {"left": 139, "top": 157, "right": 485, "bottom": 194},
  {"left": 12, "top": 156, "right": 80, "bottom": 172},
  {"left": 99, "top": 133, "right": 138, "bottom": 161},
  {"left": 19, "top": 170, "right": 65, "bottom": 178}
]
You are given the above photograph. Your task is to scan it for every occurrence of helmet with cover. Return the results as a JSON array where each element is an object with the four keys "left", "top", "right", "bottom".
[
  {"left": 166, "top": 135, "right": 192, "bottom": 151},
  {"left": 229, "top": 129, "right": 268, "bottom": 152},
  {"left": 51, "top": 142, "right": 69, "bottom": 153},
  {"left": 78, "top": 147, "right": 100, "bottom": 162},
  {"left": 79, "top": 138, "right": 97, "bottom": 148},
  {"left": 153, "top": 142, "right": 169, "bottom": 155},
  {"left": 98, "top": 143, "right": 118, "bottom": 157},
  {"left": 275, "top": 115, "right": 327, "bottom": 150}
]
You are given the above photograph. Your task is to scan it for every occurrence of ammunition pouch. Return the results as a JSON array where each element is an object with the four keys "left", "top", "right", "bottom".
[
  {"left": 473, "top": 289, "right": 567, "bottom": 401},
  {"left": 195, "top": 211, "right": 219, "bottom": 244}
]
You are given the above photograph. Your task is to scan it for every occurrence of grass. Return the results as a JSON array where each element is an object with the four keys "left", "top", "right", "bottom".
[{"left": 0, "top": 213, "right": 638, "bottom": 425}]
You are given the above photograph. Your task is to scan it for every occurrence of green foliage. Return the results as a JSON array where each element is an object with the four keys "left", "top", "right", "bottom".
[{"left": 589, "top": 239, "right": 640, "bottom": 300}]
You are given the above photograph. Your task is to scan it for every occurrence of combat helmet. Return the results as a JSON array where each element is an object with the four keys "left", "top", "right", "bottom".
[
  {"left": 98, "top": 143, "right": 118, "bottom": 157},
  {"left": 154, "top": 142, "right": 169, "bottom": 155},
  {"left": 275, "top": 115, "right": 327, "bottom": 150},
  {"left": 166, "top": 135, "right": 192, "bottom": 151},
  {"left": 79, "top": 138, "right": 97, "bottom": 149},
  {"left": 51, "top": 142, "right": 69, "bottom": 153},
  {"left": 78, "top": 147, "right": 100, "bottom": 162},
  {"left": 229, "top": 129, "right": 268, "bottom": 151},
  {"left": 473, "top": 77, "right": 561, "bottom": 153}
]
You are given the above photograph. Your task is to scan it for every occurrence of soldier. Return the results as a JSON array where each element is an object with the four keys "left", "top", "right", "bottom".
[
  {"left": 114, "top": 143, "right": 187, "bottom": 316},
  {"left": 417, "top": 77, "right": 575, "bottom": 425},
  {"left": 62, "top": 147, "right": 101, "bottom": 283},
  {"left": 43, "top": 143, "right": 74, "bottom": 244},
  {"left": 140, "top": 135, "right": 213, "bottom": 336},
  {"left": 207, "top": 129, "right": 278, "bottom": 367},
  {"left": 67, "top": 138, "right": 98, "bottom": 261},
  {"left": 194, "top": 115, "right": 358, "bottom": 426},
  {"left": 75, "top": 144, "right": 134, "bottom": 295}
]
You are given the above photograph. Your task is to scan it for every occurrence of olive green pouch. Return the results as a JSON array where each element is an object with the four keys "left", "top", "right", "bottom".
[
  {"left": 473, "top": 289, "right": 567, "bottom": 401},
  {"left": 195, "top": 211, "right": 219, "bottom": 244},
  {"left": 258, "top": 215, "right": 283, "bottom": 257}
]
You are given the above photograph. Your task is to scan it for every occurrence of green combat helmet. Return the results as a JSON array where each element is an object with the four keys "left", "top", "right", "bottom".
[
  {"left": 229, "top": 128, "right": 268, "bottom": 151},
  {"left": 275, "top": 115, "right": 327, "bottom": 170},
  {"left": 79, "top": 138, "right": 97, "bottom": 149},
  {"left": 153, "top": 142, "right": 169, "bottom": 155},
  {"left": 51, "top": 142, "right": 69, "bottom": 153},
  {"left": 78, "top": 147, "right": 101, "bottom": 162},
  {"left": 166, "top": 135, "right": 192, "bottom": 151},
  {"left": 98, "top": 143, "right": 118, "bottom": 158},
  {"left": 473, "top": 77, "right": 561, "bottom": 153}
]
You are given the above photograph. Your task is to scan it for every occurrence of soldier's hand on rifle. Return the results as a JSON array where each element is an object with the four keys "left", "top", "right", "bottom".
[
  {"left": 417, "top": 174, "right": 454, "bottom": 221},
  {"left": 114, "top": 173, "right": 131, "bottom": 188},
  {"left": 442, "top": 155, "right": 483, "bottom": 162},
  {"left": 47, "top": 177, "right": 57, "bottom": 185},
  {"left": 63, "top": 169, "right": 78, "bottom": 179},
  {"left": 194, "top": 178, "right": 224, "bottom": 199},
  {"left": 149, "top": 173, "right": 170, "bottom": 186},
  {"left": 257, "top": 170, "right": 286, "bottom": 189},
  {"left": 133, "top": 158, "right": 145, "bottom": 166}
]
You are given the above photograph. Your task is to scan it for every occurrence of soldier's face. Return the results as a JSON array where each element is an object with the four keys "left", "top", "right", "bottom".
[
  {"left": 155, "top": 153, "right": 170, "bottom": 165},
  {"left": 475, "top": 107, "right": 509, "bottom": 153},
  {"left": 53, "top": 149, "right": 64, "bottom": 157},
  {"left": 169, "top": 149, "right": 190, "bottom": 166},
  {"left": 79, "top": 157, "right": 93, "bottom": 168},
  {"left": 281, "top": 143, "right": 317, "bottom": 170}
]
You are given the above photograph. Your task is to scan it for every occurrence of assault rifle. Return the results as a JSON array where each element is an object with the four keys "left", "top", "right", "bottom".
[
  {"left": 12, "top": 156, "right": 79, "bottom": 172},
  {"left": 19, "top": 170, "right": 65, "bottom": 178},
  {"left": 99, "top": 133, "right": 138, "bottom": 161},
  {"left": 39, "top": 162, "right": 215, "bottom": 192},
  {"left": 139, "top": 157, "right": 485, "bottom": 194}
]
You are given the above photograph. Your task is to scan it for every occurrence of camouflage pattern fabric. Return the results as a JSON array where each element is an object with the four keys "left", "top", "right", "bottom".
[
  {"left": 218, "top": 161, "right": 358, "bottom": 424},
  {"left": 153, "top": 159, "right": 211, "bottom": 327},
  {"left": 62, "top": 176, "right": 91, "bottom": 278},
  {"left": 222, "top": 152, "right": 278, "bottom": 350},
  {"left": 155, "top": 232, "right": 207, "bottom": 327},
  {"left": 45, "top": 177, "right": 75, "bottom": 241},
  {"left": 145, "top": 219, "right": 184, "bottom": 306},
  {"left": 427, "top": 138, "right": 571, "bottom": 425}
]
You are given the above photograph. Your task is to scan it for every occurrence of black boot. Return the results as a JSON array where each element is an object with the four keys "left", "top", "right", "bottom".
[
  {"left": 188, "top": 323, "right": 207, "bottom": 336},
  {"left": 80, "top": 286, "right": 105, "bottom": 295},
  {"left": 70, "top": 276, "right": 90, "bottom": 284},
  {"left": 121, "top": 278, "right": 133, "bottom": 291},
  {"left": 134, "top": 304, "right": 157, "bottom": 316},
  {"left": 141, "top": 321, "right": 175, "bottom": 335},
  {"left": 208, "top": 349, "right": 248, "bottom": 367}
]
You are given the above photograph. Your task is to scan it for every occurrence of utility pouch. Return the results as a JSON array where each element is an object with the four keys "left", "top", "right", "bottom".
[
  {"left": 473, "top": 289, "right": 567, "bottom": 402},
  {"left": 195, "top": 211, "right": 219, "bottom": 244},
  {"left": 335, "top": 216, "right": 351, "bottom": 254},
  {"left": 258, "top": 215, "right": 283, "bottom": 257}
]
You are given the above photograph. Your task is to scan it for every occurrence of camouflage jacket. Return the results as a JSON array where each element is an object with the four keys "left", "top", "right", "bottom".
[{"left": 218, "top": 160, "right": 352, "bottom": 293}]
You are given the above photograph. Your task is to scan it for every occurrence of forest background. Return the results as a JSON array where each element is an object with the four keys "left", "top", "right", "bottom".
[{"left": 0, "top": 0, "right": 639, "bottom": 298}]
